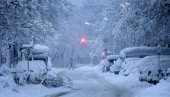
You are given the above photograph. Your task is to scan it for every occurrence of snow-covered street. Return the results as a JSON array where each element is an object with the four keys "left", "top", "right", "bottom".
[
  {"left": 44, "top": 66, "right": 152, "bottom": 97},
  {"left": 1, "top": 65, "right": 170, "bottom": 97},
  {"left": 46, "top": 66, "right": 170, "bottom": 97},
  {"left": 54, "top": 67, "right": 133, "bottom": 97}
]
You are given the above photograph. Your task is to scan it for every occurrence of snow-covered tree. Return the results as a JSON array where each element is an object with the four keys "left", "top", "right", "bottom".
[
  {"left": 96, "top": 0, "right": 169, "bottom": 54},
  {"left": 0, "top": 0, "right": 72, "bottom": 66}
]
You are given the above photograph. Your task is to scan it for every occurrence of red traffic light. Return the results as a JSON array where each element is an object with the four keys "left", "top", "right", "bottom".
[{"left": 80, "top": 37, "right": 87, "bottom": 45}]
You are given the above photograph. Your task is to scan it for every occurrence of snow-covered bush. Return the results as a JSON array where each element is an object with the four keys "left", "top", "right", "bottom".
[
  {"left": 42, "top": 75, "right": 63, "bottom": 87},
  {"left": 99, "top": 55, "right": 119, "bottom": 72},
  {"left": 0, "top": 75, "right": 16, "bottom": 89},
  {"left": 0, "top": 65, "right": 17, "bottom": 88},
  {"left": 29, "top": 72, "right": 43, "bottom": 84},
  {"left": 41, "top": 68, "right": 72, "bottom": 88},
  {"left": 0, "top": 64, "right": 12, "bottom": 75},
  {"left": 110, "top": 58, "right": 123, "bottom": 74},
  {"left": 99, "top": 59, "right": 110, "bottom": 72}
]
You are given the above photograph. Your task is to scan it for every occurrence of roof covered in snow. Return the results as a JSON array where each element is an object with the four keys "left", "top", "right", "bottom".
[
  {"left": 120, "top": 46, "right": 170, "bottom": 59},
  {"left": 32, "top": 44, "right": 49, "bottom": 54},
  {"left": 106, "top": 55, "right": 120, "bottom": 60},
  {"left": 137, "top": 55, "right": 170, "bottom": 72}
]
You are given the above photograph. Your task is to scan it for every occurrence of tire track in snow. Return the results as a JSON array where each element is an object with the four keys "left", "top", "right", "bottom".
[{"left": 52, "top": 70, "right": 134, "bottom": 97}]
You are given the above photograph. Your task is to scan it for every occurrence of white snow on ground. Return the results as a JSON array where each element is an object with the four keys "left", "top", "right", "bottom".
[
  {"left": 1, "top": 65, "right": 170, "bottom": 97},
  {"left": 0, "top": 84, "right": 71, "bottom": 97},
  {"left": 136, "top": 78, "right": 170, "bottom": 97},
  {"left": 57, "top": 66, "right": 170, "bottom": 97}
]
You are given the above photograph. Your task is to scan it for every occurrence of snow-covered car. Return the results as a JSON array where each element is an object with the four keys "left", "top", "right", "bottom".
[
  {"left": 110, "top": 58, "right": 123, "bottom": 74},
  {"left": 100, "top": 55, "right": 119, "bottom": 72},
  {"left": 107, "top": 55, "right": 120, "bottom": 64},
  {"left": 137, "top": 55, "right": 170, "bottom": 84},
  {"left": 119, "top": 58, "right": 142, "bottom": 76},
  {"left": 120, "top": 46, "right": 170, "bottom": 59},
  {"left": 15, "top": 60, "right": 47, "bottom": 85}
]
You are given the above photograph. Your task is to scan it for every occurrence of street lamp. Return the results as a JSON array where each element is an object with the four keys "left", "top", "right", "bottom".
[
  {"left": 103, "top": 17, "right": 108, "bottom": 21},
  {"left": 84, "top": 21, "right": 92, "bottom": 26}
]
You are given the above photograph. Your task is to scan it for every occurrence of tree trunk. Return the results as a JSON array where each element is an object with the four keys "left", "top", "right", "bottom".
[
  {"left": 0, "top": 38, "right": 2, "bottom": 67},
  {"left": 6, "top": 44, "right": 12, "bottom": 68}
]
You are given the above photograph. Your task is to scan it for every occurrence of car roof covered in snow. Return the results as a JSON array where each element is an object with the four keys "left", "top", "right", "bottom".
[
  {"left": 32, "top": 44, "right": 49, "bottom": 54},
  {"left": 106, "top": 55, "right": 120, "bottom": 60},
  {"left": 120, "top": 46, "right": 170, "bottom": 59},
  {"left": 137, "top": 55, "right": 170, "bottom": 72}
]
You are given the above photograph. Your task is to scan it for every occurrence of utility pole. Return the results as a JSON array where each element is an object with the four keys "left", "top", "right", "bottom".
[
  {"left": 69, "top": 50, "right": 75, "bottom": 70},
  {"left": 89, "top": 50, "right": 94, "bottom": 65}
]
